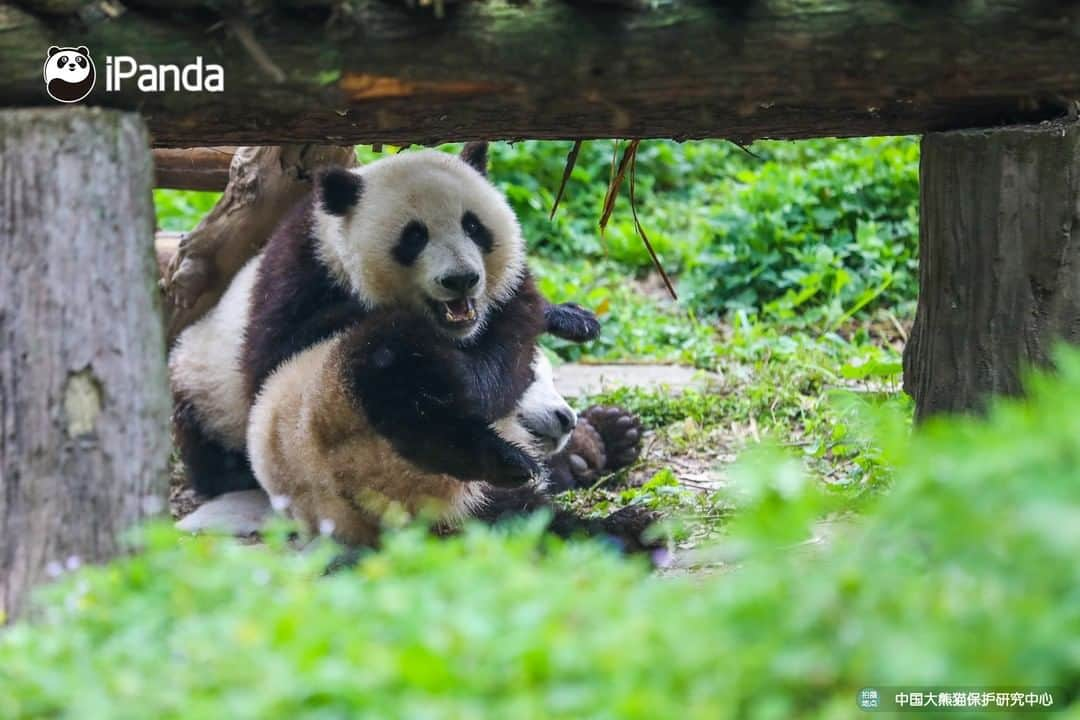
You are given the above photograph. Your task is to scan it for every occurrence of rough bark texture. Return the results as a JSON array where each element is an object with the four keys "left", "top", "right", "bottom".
[
  {"left": 162, "top": 144, "right": 355, "bottom": 344},
  {"left": 153, "top": 147, "right": 235, "bottom": 190},
  {"left": 904, "top": 121, "right": 1080, "bottom": 420},
  {"left": 0, "top": 108, "right": 170, "bottom": 620},
  {"left": 3, "top": 1, "right": 1079, "bottom": 146}
]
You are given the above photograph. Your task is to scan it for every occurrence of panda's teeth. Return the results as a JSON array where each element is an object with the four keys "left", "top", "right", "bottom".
[{"left": 443, "top": 299, "right": 477, "bottom": 323}]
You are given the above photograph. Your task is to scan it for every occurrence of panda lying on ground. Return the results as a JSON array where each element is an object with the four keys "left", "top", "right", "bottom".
[{"left": 169, "top": 143, "right": 650, "bottom": 546}]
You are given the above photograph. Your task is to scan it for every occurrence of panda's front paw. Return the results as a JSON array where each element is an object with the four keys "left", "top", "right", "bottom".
[
  {"left": 476, "top": 434, "right": 542, "bottom": 488},
  {"left": 544, "top": 302, "right": 601, "bottom": 342}
]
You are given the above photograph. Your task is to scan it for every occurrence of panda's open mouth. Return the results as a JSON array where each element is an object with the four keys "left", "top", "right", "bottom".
[{"left": 429, "top": 298, "right": 478, "bottom": 328}]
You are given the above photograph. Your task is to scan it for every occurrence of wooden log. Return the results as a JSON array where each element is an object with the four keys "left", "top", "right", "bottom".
[
  {"left": 153, "top": 147, "right": 235, "bottom": 190},
  {"left": 3, "top": 1, "right": 1079, "bottom": 146},
  {"left": 903, "top": 120, "right": 1080, "bottom": 420},
  {"left": 162, "top": 144, "right": 355, "bottom": 344},
  {"left": 13, "top": 0, "right": 93, "bottom": 15},
  {"left": 0, "top": 108, "right": 170, "bottom": 621}
]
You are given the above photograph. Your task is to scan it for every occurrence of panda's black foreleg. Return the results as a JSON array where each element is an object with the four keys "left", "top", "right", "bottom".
[
  {"left": 457, "top": 278, "right": 601, "bottom": 422},
  {"left": 473, "top": 485, "right": 661, "bottom": 555},
  {"left": 376, "top": 414, "right": 541, "bottom": 488},
  {"left": 172, "top": 394, "right": 258, "bottom": 497},
  {"left": 343, "top": 311, "right": 541, "bottom": 487}
]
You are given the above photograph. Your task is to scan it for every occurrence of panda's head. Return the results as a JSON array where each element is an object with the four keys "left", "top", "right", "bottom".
[
  {"left": 495, "top": 350, "right": 576, "bottom": 458},
  {"left": 313, "top": 143, "right": 525, "bottom": 342},
  {"left": 44, "top": 46, "right": 94, "bottom": 88}
]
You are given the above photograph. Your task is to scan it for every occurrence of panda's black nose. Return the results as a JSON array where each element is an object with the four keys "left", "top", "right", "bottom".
[
  {"left": 555, "top": 409, "right": 576, "bottom": 433},
  {"left": 439, "top": 272, "right": 480, "bottom": 295}
]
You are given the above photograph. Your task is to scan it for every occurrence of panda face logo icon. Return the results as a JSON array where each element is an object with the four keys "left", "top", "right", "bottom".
[{"left": 44, "top": 46, "right": 95, "bottom": 103}]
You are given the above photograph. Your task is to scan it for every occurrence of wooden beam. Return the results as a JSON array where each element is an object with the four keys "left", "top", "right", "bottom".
[
  {"left": 0, "top": 107, "right": 170, "bottom": 620},
  {"left": 153, "top": 147, "right": 234, "bottom": 190},
  {"left": 3, "top": 1, "right": 1079, "bottom": 146},
  {"left": 904, "top": 121, "right": 1080, "bottom": 419}
]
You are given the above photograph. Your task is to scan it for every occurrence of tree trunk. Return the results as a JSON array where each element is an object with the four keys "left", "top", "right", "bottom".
[
  {"left": 904, "top": 120, "right": 1080, "bottom": 420},
  {"left": 3, "top": 1, "right": 1078, "bottom": 146},
  {"left": 161, "top": 145, "right": 355, "bottom": 344},
  {"left": 0, "top": 108, "right": 170, "bottom": 621}
]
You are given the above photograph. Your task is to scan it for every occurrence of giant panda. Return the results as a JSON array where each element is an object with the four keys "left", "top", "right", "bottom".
[
  {"left": 246, "top": 305, "right": 657, "bottom": 550},
  {"left": 169, "top": 143, "right": 640, "bottom": 500}
]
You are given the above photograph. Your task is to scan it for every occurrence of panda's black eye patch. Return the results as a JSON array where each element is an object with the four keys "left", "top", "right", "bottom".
[
  {"left": 461, "top": 211, "right": 493, "bottom": 253},
  {"left": 76, "top": 57, "right": 86, "bottom": 68},
  {"left": 58, "top": 55, "right": 67, "bottom": 65},
  {"left": 393, "top": 221, "right": 429, "bottom": 266}
]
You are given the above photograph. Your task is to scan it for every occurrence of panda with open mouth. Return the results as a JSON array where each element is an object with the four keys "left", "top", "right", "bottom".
[{"left": 169, "top": 144, "right": 649, "bottom": 547}]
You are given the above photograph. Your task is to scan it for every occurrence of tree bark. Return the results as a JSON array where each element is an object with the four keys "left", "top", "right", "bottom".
[
  {"left": 904, "top": 120, "right": 1080, "bottom": 420},
  {"left": 3, "top": 1, "right": 1079, "bottom": 146},
  {"left": 162, "top": 144, "right": 355, "bottom": 344},
  {"left": 0, "top": 108, "right": 170, "bottom": 621}
]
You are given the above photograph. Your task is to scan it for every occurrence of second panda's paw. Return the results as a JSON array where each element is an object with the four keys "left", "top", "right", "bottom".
[
  {"left": 547, "top": 405, "right": 643, "bottom": 491},
  {"left": 544, "top": 302, "right": 601, "bottom": 342},
  {"left": 581, "top": 405, "right": 643, "bottom": 471}
]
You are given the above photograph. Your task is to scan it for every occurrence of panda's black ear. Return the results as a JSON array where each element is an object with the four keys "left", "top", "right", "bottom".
[
  {"left": 76, "top": 46, "right": 89, "bottom": 56},
  {"left": 460, "top": 142, "right": 488, "bottom": 176},
  {"left": 317, "top": 167, "right": 363, "bottom": 217},
  {"left": 48, "top": 46, "right": 60, "bottom": 57}
]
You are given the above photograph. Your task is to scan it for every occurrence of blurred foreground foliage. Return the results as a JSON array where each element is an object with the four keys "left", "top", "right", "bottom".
[{"left": 4, "top": 349, "right": 1080, "bottom": 719}]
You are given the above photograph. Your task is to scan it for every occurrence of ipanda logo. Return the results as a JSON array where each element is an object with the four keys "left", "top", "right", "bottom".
[
  {"left": 105, "top": 56, "right": 224, "bottom": 93},
  {"left": 44, "top": 46, "right": 95, "bottom": 103},
  {"left": 44, "top": 46, "right": 224, "bottom": 102}
]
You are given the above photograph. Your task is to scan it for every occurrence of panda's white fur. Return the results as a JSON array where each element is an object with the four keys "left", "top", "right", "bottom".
[
  {"left": 246, "top": 335, "right": 573, "bottom": 545},
  {"left": 169, "top": 256, "right": 260, "bottom": 451}
]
